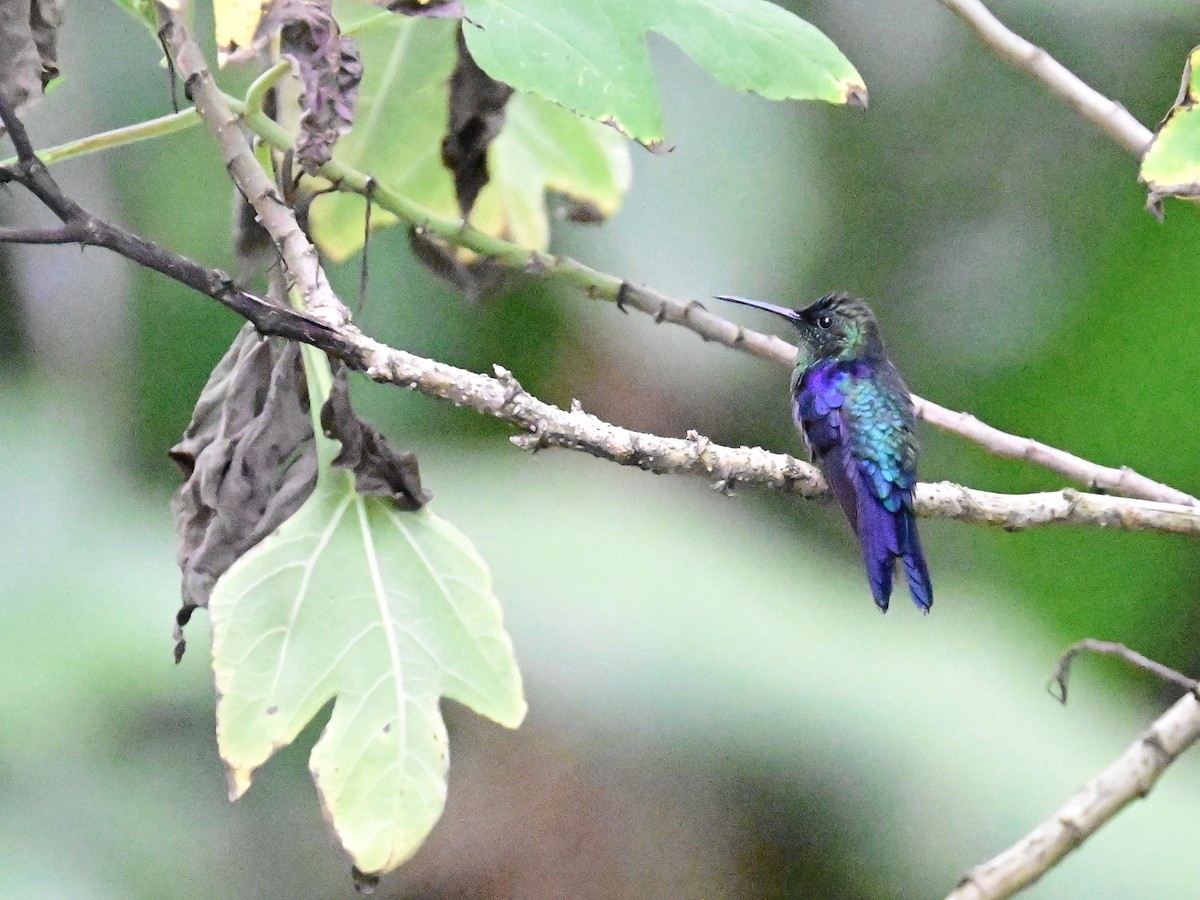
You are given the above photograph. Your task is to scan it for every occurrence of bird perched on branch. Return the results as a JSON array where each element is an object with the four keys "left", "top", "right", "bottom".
[{"left": 716, "top": 291, "right": 932, "bottom": 613}]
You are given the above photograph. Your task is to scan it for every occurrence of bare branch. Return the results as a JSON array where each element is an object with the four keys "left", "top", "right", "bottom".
[
  {"left": 231, "top": 102, "right": 1194, "bottom": 509},
  {"left": 948, "top": 687, "right": 1200, "bottom": 900},
  {"left": 0, "top": 224, "right": 83, "bottom": 244},
  {"left": 912, "top": 399, "right": 1198, "bottom": 508},
  {"left": 156, "top": 7, "right": 348, "bottom": 328},
  {"left": 935, "top": 0, "right": 1153, "bottom": 156},
  {"left": 1051, "top": 639, "right": 1197, "bottom": 705},
  {"left": 7, "top": 181, "right": 1200, "bottom": 535},
  {"left": 0, "top": 94, "right": 342, "bottom": 355}
]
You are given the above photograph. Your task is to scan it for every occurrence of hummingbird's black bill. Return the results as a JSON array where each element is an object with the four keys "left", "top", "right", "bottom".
[{"left": 713, "top": 295, "right": 801, "bottom": 322}]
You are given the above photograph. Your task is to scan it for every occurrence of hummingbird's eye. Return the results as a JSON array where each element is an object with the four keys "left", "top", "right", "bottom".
[{"left": 816, "top": 314, "right": 834, "bottom": 330}]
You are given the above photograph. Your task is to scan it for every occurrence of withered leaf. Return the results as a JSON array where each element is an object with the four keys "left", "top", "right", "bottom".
[
  {"left": 443, "top": 26, "right": 513, "bottom": 219},
  {"left": 0, "top": 0, "right": 63, "bottom": 114},
  {"left": 321, "top": 362, "right": 430, "bottom": 508},
  {"left": 170, "top": 324, "right": 428, "bottom": 660},
  {"left": 269, "top": 0, "right": 363, "bottom": 173}
]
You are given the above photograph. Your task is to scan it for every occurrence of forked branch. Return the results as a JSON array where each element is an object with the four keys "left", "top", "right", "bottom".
[{"left": 948, "top": 644, "right": 1199, "bottom": 900}]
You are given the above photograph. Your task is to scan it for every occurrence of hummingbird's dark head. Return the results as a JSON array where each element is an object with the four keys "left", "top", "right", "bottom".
[{"left": 715, "top": 291, "right": 886, "bottom": 363}]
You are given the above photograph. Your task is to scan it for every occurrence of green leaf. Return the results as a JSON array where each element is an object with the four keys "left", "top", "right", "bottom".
[
  {"left": 109, "top": 0, "right": 158, "bottom": 37},
  {"left": 312, "top": 4, "right": 631, "bottom": 259},
  {"left": 470, "top": 90, "right": 631, "bottom": 250},
  {"left": 1140, "top": 46, "right": 1200, "bottom": 216},
  {"left": 461, "top": 0, "right": 867, "bottom": 148},
  {"left": 311, "top": 10, "right": 461, "bottom": 260},
  {"left": 209, "top": 423, "right": 526, "bottom": 874}
]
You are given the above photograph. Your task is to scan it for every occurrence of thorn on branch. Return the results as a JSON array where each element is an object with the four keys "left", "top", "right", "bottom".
[
  {"left": 711, "top": 476, "right": 737, "bottom": 496},
  {"left": 615, "top": 281, "right": 631, "bottom": 314},
  {"left": 524, "top": 252, "right": 549, "bottom": 276},
  {"left": 492, "top": 364, "right": 524, "bottom": 408},
  {"left": 686, "top": 428, "right": 710, "bottom": 456},
  {"left": 183, "top": 73, "right": 202, "bottom": 104},
  {"left": 510, "top": 430, "right": 547, "bottom": 453},
  {"left": 1050, "top": 638, "right": 1198, "bottom": 705}
]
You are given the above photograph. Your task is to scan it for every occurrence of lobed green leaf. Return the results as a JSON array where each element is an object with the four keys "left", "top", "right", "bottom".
[
  {"left": 210, "top": 408, "right": 525, "bottom": 874},
  {"left": 1140, "top": 46, "right": 1200, "bottom": 215},
  {"left": 461, "top": 0, "right": 866, "bottom": 148}
]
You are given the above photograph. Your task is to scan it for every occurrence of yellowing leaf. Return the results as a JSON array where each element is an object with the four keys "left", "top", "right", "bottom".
[
  {"left": 210, "top": 380, "right": 525, "bottom": 874},
  {"left": 1140, "top": 45, "right": 1200, "bottom": 217},
  {"left": 471, "top": 91, "right": 632, "bottom": 250},
  {"left": 214, "top": 0, "right": 270, "bottom": 64},
  {"left": 310, "top": 6, "right": 632, "bottom": 260}
]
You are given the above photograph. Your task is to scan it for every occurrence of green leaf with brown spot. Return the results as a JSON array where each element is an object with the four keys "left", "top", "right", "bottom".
[
  {"left": 209, "top": 349, "right": 525, "bottom": 875},
  {"left": 1140, "top": 45, "right": 1200, "bottom": 217},
  {"left": 461, "top": 0, "right": 867, "bottom": 149}
]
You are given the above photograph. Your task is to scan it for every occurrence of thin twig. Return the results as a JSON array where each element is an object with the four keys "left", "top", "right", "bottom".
[
  {"left": 947, "top": 690, "right": 1200, "bottom": 900},
  {"left": 911, "top": 399, "right": 1197, "bottom": 508},
  {"left": 0, "top": 95, "right": 347, "bottom": 358},
  {"left": 1050, "top": 639, "right": 1197, "bottom": 705},
  {"left": 935, "top": 0, "right": 1153, "bottom": 156},
  {"left": 156, "top": 13, "right": 346, "bottom": 328}
]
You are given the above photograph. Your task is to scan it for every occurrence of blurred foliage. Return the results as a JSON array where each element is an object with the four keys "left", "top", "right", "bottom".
[
  {"left": 4, "top": 0, "right": 1200, "bottom": 896},
  {"left": 312, "top": 5, "right": 632, "bottom": 260}
]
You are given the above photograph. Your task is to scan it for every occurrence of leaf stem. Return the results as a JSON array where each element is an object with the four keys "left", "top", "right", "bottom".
[
  {"left": 244, "top": 60, "right": 292, "bottom": 128},
  {"left": 0, "top": 107, "right": 200, "bottom": 168},
  {"left": 289, "top": 284, "right": 339, "bottom": 476}
]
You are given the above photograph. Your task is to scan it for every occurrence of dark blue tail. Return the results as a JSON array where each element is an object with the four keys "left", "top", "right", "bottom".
[{"left": 858, "top": 495, "right": 932, "bottom": 613}]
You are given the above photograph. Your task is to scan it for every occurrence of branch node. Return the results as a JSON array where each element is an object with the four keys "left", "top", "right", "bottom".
[
  {"left": 615, "top": 281, "right": 632, "bottom": 314},
  {"left": 492, "top": 364, "right": 524, "bottom": 407},
  {"left": 510, "top": 431, "right": 547, "bottom": 453},
  {"left": 711, "top": 476, "right": 737, "bottom": 496},
  {"left": 1051, "top": 638, "right": 1197, "bottom": 706},
  {"left": 686, "top": 429, "right": 710, "bottom": 456}
]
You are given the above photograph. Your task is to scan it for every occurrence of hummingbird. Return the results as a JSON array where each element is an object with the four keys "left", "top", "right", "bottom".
[{"left": 715, "top": 291, "right": 933, "bottom": 613}]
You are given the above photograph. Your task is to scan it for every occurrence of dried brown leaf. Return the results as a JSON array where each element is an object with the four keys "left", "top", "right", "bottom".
[
  {"left": 321, "top": 363, "right": 430, "bottom": 508},
  {"left": 443, "top": 26, "right": 512, "bottom": 219},
  {"left": 270, "top": 0, "right": 363, "bottom": 172},
  {"left": 0, "top": 0, "right": 62, "bottom": 114},
  {"left": 170, "top": 324, "right": 427, "bottom": 660}
]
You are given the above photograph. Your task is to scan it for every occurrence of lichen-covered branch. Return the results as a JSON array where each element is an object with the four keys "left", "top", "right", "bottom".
[
  {"left": 934, "top": 0, "right": 1153, "bottom": 156},
  {"left": 946, "top": 688, "right": 1200, "bottom": 900},
  {"left": 348, "top": 340, "right": 1200, "bottom": 536}
]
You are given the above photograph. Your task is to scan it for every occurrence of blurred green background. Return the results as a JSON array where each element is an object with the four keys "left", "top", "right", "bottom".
[{"left": 3, "top": 1, "right": 1200, "bottom": 897}]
